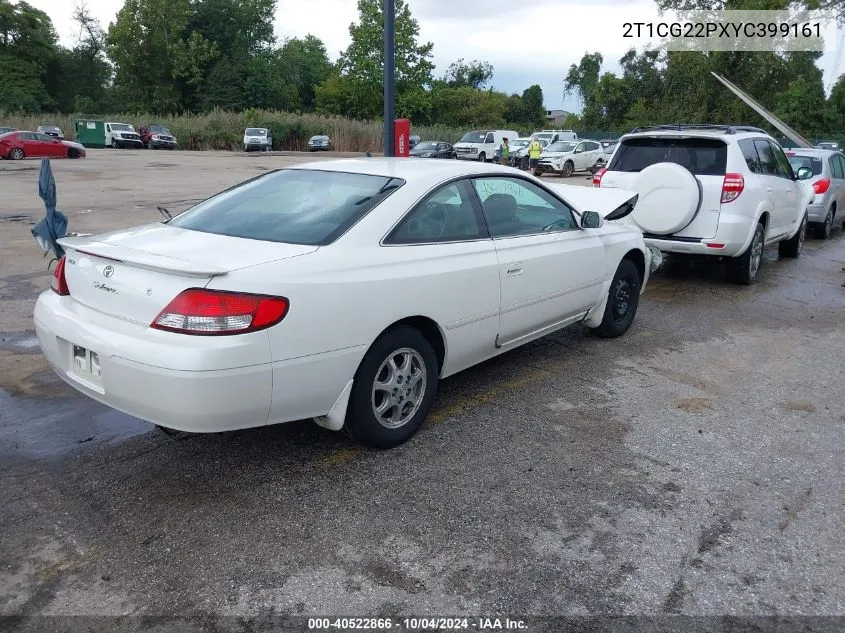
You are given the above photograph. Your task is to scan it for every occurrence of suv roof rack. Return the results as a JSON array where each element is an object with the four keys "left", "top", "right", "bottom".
[{"left": 628, "top": 124, "right": 766, "bottom": 135}]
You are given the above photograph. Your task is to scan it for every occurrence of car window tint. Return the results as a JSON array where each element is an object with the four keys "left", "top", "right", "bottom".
[
  {"left": 386, "top": 181, "right": 486, "bottom": 244},
  {"left": 36, "top": 133, "right": 53, "bottom": 142},
  {"left": 738, "top": 140, "right": 761, "bottom": 173},
  {"left": 609, "top": 137, "right": 728, "bottom": 175},
  {"left": 473, "top": 177, "right": 577, "bottom": 238},
  {"left": 830, "top": 155, "right": 845, "bottom": 179},
  {"left": 753, "top": 140, "right": 777, "bottom": 175},
  {"left": 787, "top": 154, "right": 823, "bottom": 177},
  {"left": 168, "top": 169, "right": 404, "bottom": 246},
  {"left": 769, "top": 142, "right": 794, "bottom": 179}
]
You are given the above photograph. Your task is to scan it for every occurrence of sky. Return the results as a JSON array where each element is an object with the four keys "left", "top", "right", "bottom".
[{"left": 28, "top": 0, "right": 844, "bottom": 112}]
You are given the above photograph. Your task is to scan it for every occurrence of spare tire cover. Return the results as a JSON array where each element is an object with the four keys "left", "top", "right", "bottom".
[{"left": 630, "top": 162, "right": 701, "bottom": 235}]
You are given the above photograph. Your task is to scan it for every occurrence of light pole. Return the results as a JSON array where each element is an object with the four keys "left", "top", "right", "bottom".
[{"left": 384, "top": 0, "right": 395, "bottom": 157}]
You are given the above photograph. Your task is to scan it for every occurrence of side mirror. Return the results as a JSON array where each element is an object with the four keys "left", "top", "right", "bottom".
[
  {"left": 796, "top": 166, "right": 812, "bottom": 180},
  {"left": 580, "top": 211, "right": 603, "bottom": 229}
]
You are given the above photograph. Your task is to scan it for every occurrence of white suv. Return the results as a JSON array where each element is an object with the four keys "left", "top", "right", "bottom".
[{"left": 593, "top": 125, "right": 812, "bottom": 284}]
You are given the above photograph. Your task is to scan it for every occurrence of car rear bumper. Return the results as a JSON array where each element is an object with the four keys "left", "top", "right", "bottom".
[
  {"left": 641, "top": 212, "right": 751, "bottom": 258},
  {"left": 34, "top": 291, "right": 274, "bottom": 433},
  {"left": 806, "top": 201, "right": 830, "bottom": 223}
]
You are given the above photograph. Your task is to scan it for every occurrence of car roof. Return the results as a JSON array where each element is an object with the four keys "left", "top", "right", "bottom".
[
  {"left": 287, "top": 157, "right": 521, "bottom": 180},
  {"left": 785, "top": 148, "right": 842, "bottom": 156}
]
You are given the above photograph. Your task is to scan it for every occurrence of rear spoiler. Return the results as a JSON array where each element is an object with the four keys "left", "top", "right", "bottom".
[{"left": 57, "top": 236, "right": 230, "bottom": 278}]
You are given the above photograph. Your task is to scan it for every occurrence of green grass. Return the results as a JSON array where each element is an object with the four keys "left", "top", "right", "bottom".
[{"left": 0, "top": 108, "right": 469, "bottom": 152}]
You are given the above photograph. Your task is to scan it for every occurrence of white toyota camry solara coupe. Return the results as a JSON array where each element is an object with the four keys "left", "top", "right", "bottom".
[{"left": 34, "top": 158, "right": 658, "bottom": 448}]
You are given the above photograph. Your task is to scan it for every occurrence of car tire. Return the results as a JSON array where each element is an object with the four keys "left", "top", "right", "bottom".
[
  {"left": 67, "top": 148, "right": 79, "bottom": 159},
  {"left": 533, "top": 169, "right": 542, "bottom": 177},
  {"left": 590, "top": 258, "right": 641, "bottom": 338},
  {"left": 344, "top": 325, "right": 439, "bottom": 449},
  {"left": 727, "top": 221, "right": 765, "bottom": 285},
  {"left": 561, "top": 160, "right": 574, "bottom": 177},
  {"left": 9, "top": 148, "right": 24, "bottom": 160},
  {"left": 778, "top": 213, "right": 807, "bottom": 258},
  {"left": 815, "top": 207, "right": 833, "bottom": 239},
  {"left": 147, "top": 140, "right": 154, "bottom": 150},
  {"left": 111, "top": 139, "right": 119, "bottom": 149}
]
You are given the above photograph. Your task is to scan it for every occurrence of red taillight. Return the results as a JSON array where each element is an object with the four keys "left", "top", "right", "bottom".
[
  {"left": 51, "top": 255, "right": 70, "bottom": 295},
  {"left": 785, "top": 151, "right": 795, "bottom": 156},
  {"left": 150, "top": 288, "right": 289, "bottom": 336},
  {"left": 593, "top": 167, "right": 607, "bottom": 187},
  {"left": 813, "top": 178, "right": 830, "bottom": 194},
  {"left": 721, "top": 173, "right": 744, "bottom": 203}
]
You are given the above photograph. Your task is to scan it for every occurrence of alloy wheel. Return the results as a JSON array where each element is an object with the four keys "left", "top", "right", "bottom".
[{"left": 371, "top": 348, "right": 427, "bottom": 430}]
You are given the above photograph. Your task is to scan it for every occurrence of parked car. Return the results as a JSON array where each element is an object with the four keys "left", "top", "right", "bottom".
[
  {"left": 139, "top": 124, "right": 177, "bottom": 150},
  {"left": 37, "top": 124, "right": 64, "bottom": 140},
  {"left": 0, "top": 131, "right": 86, "bottom": 159},
  {"left": 409, "top": 141, "right": 456, "bottom": 159},
  {"left": 244, "top": 127, "right": 272, "bottom": 152},
  {"left": 507, "top": 137, "right": 548, "bottom": 169},
  {"left": 34, "top": 158, "right": 656, "bottom": 449},
  {"left": 409, "top": 135, "right": 421, "bottom": 149},
  {"left": 0, "top": 126, "right": 17, "bottom": 135},
  {"left": 593, "top": 124, "right": 812, "bottom": 284},
  {"left": 535, "top": 140, "right": 604, "bottom": 177},
  {"left": 105, "top": 122, "right": 143, "bottom": 148},
  {"left": 307, "top": 135, "right": 332, "bottom": 151},
  {"left": 785, "top": 148, "right": 845, "bottom": 239},
  {"left": 815, "top": 140, "right": 840, "bottom": 151},
  {"left": 454, "top": 129, "right": 520, "bottom": 162}
]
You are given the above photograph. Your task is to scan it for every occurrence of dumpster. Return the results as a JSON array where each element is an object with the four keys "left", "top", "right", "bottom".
[{"left": 74, "top": 120, "right": 106, "bottom": 148}]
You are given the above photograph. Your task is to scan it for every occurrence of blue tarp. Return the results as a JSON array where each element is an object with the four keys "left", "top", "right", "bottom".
[{"left": 30, "top": 158, "right": 68, "bottom": 260}]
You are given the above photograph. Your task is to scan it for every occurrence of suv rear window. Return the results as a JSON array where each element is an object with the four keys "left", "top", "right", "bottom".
[
  {"left": 608, "top": 137, "right": 727, "bottom": 175},
  {"left": 168, "top": 169, "right": 405, "bottom": 246}
]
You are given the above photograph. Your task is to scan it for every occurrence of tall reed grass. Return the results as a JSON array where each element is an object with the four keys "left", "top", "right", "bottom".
[{"left": 0, "top": 109, "right": 469, "bottom": 152}]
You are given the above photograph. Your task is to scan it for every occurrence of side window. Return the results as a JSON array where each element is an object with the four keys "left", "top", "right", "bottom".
[
  {"left": 36, "top": 133, "right": 53, "bottom": 142},
  {"left": 484, "top": 133, "right": 494, "bottom": 144},
  {"left": 769, "top": 142, "right": 794, "bottom": 180},
  {"left": 586, "top": 142, "right": 600, "bottom": 151},
  {"left": 830, "top": 155, "right": 845, "bottom": 180},
  {"left": 473, "top": 177, "right": 577, "bottom": 238},
  {"left": 385, "top": 180, "right": 487, "bottom": 244},
  {"left": 753, "top": 140, "right": 777, "bottom": 175},
  {"left": 574, "top": 142, "right": 584, "bottom": 153},
  {"left": 739, "top": 139, "right": 760, "bottom": 173}
]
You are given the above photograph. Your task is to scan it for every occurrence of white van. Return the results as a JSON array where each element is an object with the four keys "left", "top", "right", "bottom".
[
  {"left": 531, "top": 129, "right": 578, "bottom": 145},
  {"left": 105, "top": 122, "right": 143, "bottom": 149},
  {"left": 454, "top": 129, "right": 520, "bottom": 162}
]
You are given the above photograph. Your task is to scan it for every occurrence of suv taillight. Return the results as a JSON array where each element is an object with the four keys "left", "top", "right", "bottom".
[
  {"left": 721, "top": 173, "right": 744, "bottom": 203},
  {"left": 813, "top": 178, "right": 830, "bottom": 194},
  {"left": 593, "top": 167, "right": 607, "bottom": 187},
  {"left": 151, "top": 288, "right": 289, "bottom": 336},
  {"left": 51, "top": 255, "right": 70, "bottom": 296}
]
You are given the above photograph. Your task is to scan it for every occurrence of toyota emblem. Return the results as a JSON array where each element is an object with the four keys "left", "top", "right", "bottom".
[{"left": 103, "top": 265, "right": 114, "bottom": 278}]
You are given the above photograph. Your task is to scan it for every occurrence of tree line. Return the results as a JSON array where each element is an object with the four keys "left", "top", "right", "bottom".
[{"left": 1, "top": 0, "right": 842, "bottom": 140}]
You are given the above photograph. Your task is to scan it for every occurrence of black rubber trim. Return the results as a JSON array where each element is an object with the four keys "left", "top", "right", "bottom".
[{"left": 642, "top": 233, "right": 703, "bottom": 243}]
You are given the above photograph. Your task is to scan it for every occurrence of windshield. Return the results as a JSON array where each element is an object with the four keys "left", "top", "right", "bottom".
[
  {"left": 459, "top": 131, "right": 490, "bottom": 143},
  {"left": 111, "top": 124, "right": 133, "bottom": 132},
  {"left": 788, "top": 155, "right": 823, "bottom": 178},
  {"left": 167, "top": 169, "right": 405, "bottom": 246},
  {"left": 609, "top": 137, "right": 728, "bottom": 175},
  {"left": 246, "top": 128, "right": 266, "bottom": 136},
  {"left": 41, "top": 126, "right": 60, "bottom": 131},
  {"left": 150, "top": 125, "right": 170, "bottom": 134},
  {"left": 415, "top": 142, "right": 438, "bottom": 150},
  {"left": 509, "top": 140, "right": 530, "bottom": 148},
  {"left": 547, "top": 141, "right": 577, "bottom": 153}
]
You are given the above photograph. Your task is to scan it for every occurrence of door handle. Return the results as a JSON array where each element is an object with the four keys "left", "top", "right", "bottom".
[{"left": 506, "top": 266, "right": 523, "bottom": 276}]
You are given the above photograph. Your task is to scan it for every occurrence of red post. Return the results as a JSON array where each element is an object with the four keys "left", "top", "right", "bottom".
[{"left": 394, "top": 118, "right": 410, "bottom": 157}]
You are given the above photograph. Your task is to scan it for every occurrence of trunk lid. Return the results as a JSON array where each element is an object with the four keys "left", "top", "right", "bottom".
[{"left": 58, "top": 223, "right": 317, "bottom": 325}]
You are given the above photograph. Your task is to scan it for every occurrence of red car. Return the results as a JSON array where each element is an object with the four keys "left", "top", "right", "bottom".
[{"left": 0, "top": 131, "right": 86, "bottom": 160}]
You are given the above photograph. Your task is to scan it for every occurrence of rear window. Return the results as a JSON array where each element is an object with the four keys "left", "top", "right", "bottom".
[
  {"left": 787, "top": 154, "right": 823, "bottom": 177},
  {"left": 167, "top": 169, "right": 405, "bottom": 246},
  {"left": 608, "top": 137, "right": 728, "bottom": 175}
]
